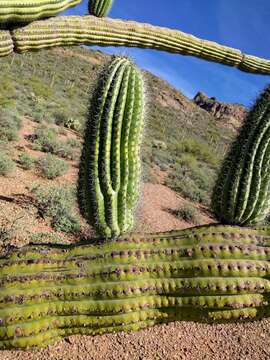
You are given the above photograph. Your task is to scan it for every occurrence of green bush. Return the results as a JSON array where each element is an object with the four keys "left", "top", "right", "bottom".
[
  {"left": 30, "top": 127, "right": 59, "bottom": 153},
  {"left": 54, "top": 111, "right": 81, "bottom": 132},
  {"left": 0, "top": 108, "right": 22, "bottom": 142},
  {"left": 38, "top": 154, "right": 69, "bottom": 179},
  {"left": 18, "top": 153, "right": 36, "bottom": 170},
  {"left": 31, "top": 185, "right": 81, "bottom": 233},
  {"left": 173, "top": 204, "right": 201, "bottom": 224},
  {"left": 56, "top": 142, "right": 80, "bottom": 161},
  {"left": 0, "top": 153, "right": 16, "bottom": 176}
]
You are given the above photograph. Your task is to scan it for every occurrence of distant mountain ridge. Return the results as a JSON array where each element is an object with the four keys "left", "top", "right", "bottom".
[{"left": 193, "top": 91, "right": 247, "bottom": 131}]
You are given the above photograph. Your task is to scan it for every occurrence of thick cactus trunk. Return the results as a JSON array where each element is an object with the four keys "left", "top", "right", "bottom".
[
  {"left": 9, "top": 16, "right": 270, "bottom": 75},
  {"left": 1, "top": 224, "right": 270, "bottom": 349},
  {"left": 212, "top": 85, "right": 270, "bottom": 225},
  {"left": 0, "top": 0, "right": 81, "bottom": 23},
  {"left": 88, "top": 0, "right": 114, "bottom": 17},
  {"left": 78, "top": 57, "right": 144, "bottom": 238}
]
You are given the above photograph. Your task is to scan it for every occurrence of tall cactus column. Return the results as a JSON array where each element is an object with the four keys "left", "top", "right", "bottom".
[
  {"left": 212, "top": 85, "right": 270, "bottom": 225},
  {"left": 78, "top": 57, "right": 144, "bottom": 238},
  {"left": 88, "top": 0, "right": 114, "bottom": 17},
  {"left": 0, "top": 225, "right": 270, "bottom": 348}
]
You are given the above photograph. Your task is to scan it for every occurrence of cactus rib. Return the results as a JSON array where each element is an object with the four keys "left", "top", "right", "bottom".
[
  {"left": 212, "top": 85, "right": 270, "bottom": 225},
  {"left": 0, "top": 0, "right": 82, "bottom": 23},
  {"left": 8, "top": 16, "right": 270, "bottom": 75},
  {"left": 1, "top": 225, "right": 270, "bottom": 348},
  {"left": 88, "top": 0, "right": 113, "bottom": 17},
  {"left": 78, "top": 56, "right": 144, "bottom": 238}
]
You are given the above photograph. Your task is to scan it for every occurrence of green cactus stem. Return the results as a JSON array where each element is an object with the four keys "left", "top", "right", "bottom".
[
  {"left": 212, "top": 85, "right": 270, "bottom": 226},
  {"left": 0, "top": 0, "right": 81, "bottom": 23},
  {"left": 1, "top": 224, "right": 270, "bottom": 348},
  {"left": 78, "top": 56, "right": 144, "bottom": 238},
  {"left": 88, "top": 0, "right": 114, "bottom": 17},
  {"left": 8, "top": 16, "right": 270, "bottom": 75},
  {"left": 0, "top": 30, "right": 13, "bottom": 56}
]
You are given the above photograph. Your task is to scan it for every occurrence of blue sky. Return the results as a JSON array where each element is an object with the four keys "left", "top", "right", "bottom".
[{"left": 63, "top": 0, "right": 270, "bottom": 106}]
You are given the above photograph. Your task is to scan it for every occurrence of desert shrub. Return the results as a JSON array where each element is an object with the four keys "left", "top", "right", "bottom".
[
  {"left": 31, "top": 185, "right": 81, "bottom": 233},
  {"left": 173, "top": 204, "right": 201, "bottom": 224},
  {"left": 0, "top": 153, "right": 16, "bottom": 176},
  {"left": 18, "top": 153, "right": 36, "bottom": 170},
  {"left": 56, "top": 142, "right": 80, "bottom": 161},
  {"left": 54, "top": 110, "right": 81, "bottom": 132},
  {"left": 66, "top": 138, "right": 81, "bottom": 148},
  {"left": 0, "top": 108, "right": 22, "bottom": 142},
  {"left": 30, "top": 76, "right": 53, "bottom": 99},
  {"left": 30, "top": 127, "right": 59, "bottom": 153},
  {"left": 173, "top": 138, "right": 219, "bottom": 168},
  {"left": 37, "top": 154, "right": 69, "bottom": 179}
]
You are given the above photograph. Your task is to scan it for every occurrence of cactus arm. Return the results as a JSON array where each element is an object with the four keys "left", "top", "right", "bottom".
[
  {"left": 1, "top": 226, "right": 270, "bottom": 348},
  {"left": 8, "top": 15, "right": 270, "bottom": 75},
  {"left": 0, "top": 0, "right": 82, "bottom": 23}
]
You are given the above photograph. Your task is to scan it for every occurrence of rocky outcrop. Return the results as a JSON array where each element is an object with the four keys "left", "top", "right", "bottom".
[{"left": 193, "top": 91, "right": 247, "bottom": 130}]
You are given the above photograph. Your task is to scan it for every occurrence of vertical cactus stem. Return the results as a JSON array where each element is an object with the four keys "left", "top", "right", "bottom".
[
  {"left": 99, "top": 60, "right": 129, "bottom": 237},
  {"left": 88, "top": 0, "right": 114, "bottom": 17},
  {"left": 127, "top": 68, "right": 144, "bottom": 224},
  {"left": 212, "top": 84, "right": 270, "bottom": 225},
  {"left": 78, "top": 57, "right": 126, "bottom": 238},
  {"left": 79, "top": 57, "right": 145, "bottom": 238}
]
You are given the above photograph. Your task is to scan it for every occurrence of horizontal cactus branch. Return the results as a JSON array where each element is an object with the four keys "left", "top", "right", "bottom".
[
  {"left": 1, "top": 224, "right": 270, "bottom": 348},
  {"left": 212, "top": 85, "right": 270, "bottom": 226},
  {"left": 78, "top": 56, "right": 144, "bottom": 238},
  {"left": 0, "top": 0, "right": 82, "bottom": 23},
  {"left": 88, "top": 0, "right": 114, "bottom": 17},
  {"left": 4, "top": 15, "right": 269, "bottom": 75}
]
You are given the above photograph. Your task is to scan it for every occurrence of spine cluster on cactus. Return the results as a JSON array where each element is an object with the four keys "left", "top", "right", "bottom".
[
  {"left": 7, "top": 16, "right": 270, "bottom": 75},
  {"left": 0, "top": 224, "right": 270, "bottom": 349},
  {"left": 88, "top": 0, "right": 114, "bottom": 17},
  {"left": 78, "top": 57, "right": 144, "bottom": 238},
  {"left": 0, "top": 0, "right": 81, "bottom": 23},
  {"left": 212, "top": 85, "right": 270, "bottom": 226}
]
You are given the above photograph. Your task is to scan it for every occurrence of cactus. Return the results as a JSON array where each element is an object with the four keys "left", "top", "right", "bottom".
[
  {"left": 78, "top": 57, "right": 144, "bottom": 238},
  {"left": 0, "top": 30, "right": 13, "bottom": 56},
  {"left": 212, "top": 85, "right": 270, "bottom": 226},
  {"left": 0, "top": 224, "right": 270, "bottom": 349},
  {"left": 88, "top": 0, "right": 114, "bottom": 17},
  {"left": 9, "top": 16, "right": 270, "bottom": 75},
  {"left": 0, "top": 0, "right": 81, "bottom": 23}
]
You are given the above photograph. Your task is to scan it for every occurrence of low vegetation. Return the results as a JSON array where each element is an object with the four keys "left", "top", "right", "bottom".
[
  {"left": 31, "top": 184, "right": 81, "bottom": 233},
  {"left": 0, "top": 153, "right": 16, "bottom": 176},
  {"left": 172, "top": 204, "right": 202, "bottom": 224},
  {"left": 37, "top": 154, "right": 69, "bottom": 179}
]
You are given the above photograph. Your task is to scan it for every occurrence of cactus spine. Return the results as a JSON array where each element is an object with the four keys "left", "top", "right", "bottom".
[
  {"left": 88, "top": 0, "right": 114, "bottom": 17},
  {"left": 0, "top": 225, "right": 270, "bottom": 349},
  {"left": 78, "top": 57, "right": 144, "bottom": 238},
  {"left": 0, "top": 0, "right": 82, "bottom": 23},
  {"left": 212, "top": 85, "right": 270, "bottom": 225},
  {"left": 9, "top": 16, "right": 270, "bottom": 75}
]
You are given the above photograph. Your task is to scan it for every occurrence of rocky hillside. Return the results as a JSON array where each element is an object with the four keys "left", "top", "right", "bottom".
[
  {"left": 0, "top": 45, "right": 240, "bottom": 246},
  {"left": 193, "top": 91, "right": 247, "bottom": 131}
]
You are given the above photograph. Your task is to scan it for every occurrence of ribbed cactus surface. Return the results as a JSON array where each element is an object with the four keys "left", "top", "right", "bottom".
[
  {"left": 10, "top": 16, "right": 270, "bottom": 75},
  {"left": 212, "top": 85, "right": 270, "bottom": 225},
  {"left": 0, "top": 0, "right": 81, "bottom": 23},
  {"left": 0, "top": 224, "right": 270, "bottom": 349},
  {"left": 78, "top": 57, "right": 144, "bottom": 238},
  {"left": 88, "top": 0, "right": 113, "bottom": 17},
  {"left": 0, "top": 30, "right": 13, "bottom": 56}
]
